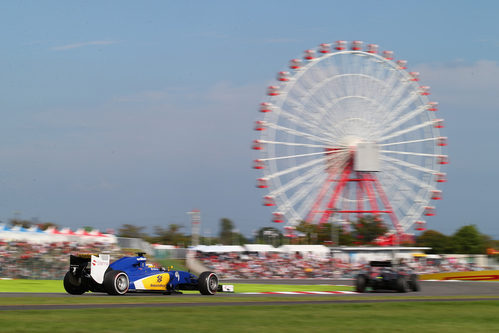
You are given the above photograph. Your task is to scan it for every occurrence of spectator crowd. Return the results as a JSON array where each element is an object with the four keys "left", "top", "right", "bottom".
[
  {"left": 196, "top": 251, "right": 484, "bottom": 279},
  {"left": 0, "top": 240, "right": 487, "bottom": 280},
  {"left": 0, "top": 241, "right": 124, "bottom": 280}
]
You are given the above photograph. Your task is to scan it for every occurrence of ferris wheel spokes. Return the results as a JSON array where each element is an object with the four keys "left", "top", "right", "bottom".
[
  {"left": 283, "top": 169, "right": 332, "bottom": 215},
  {"left": 264, "top": 152, "right": 340, "bottom": 181},
  {"left": 380, "top": 150, "right": 443, "bottom": 159},
  {"left": 267, "top": 162, "right": 330, "bottom": 198},
  {"left": 378, "top": 92, "right": 421, "bottom": 130},
  {"left": 265, "top": 122, "right": 335, "bottom": 145},
  {"left": 258, "top": 139, "right": 330, "bottom": 149},
  {"left": 379, "top": 136, "right": 440, "bottom": 147},
  {"left": 272, "top": 104, "right": 337, "bottom": 140},
  {"left": 383, "top": 162, "right": 435, "bottom": 193},
  {"left": 377, "top": 104, "right": 429, "bottom": 138},
  {"left": 378, "top": 119, "right": 435, "bottom": 143},
  {"left": 380, "top": 155, "right": 438, "bottom": 176}
]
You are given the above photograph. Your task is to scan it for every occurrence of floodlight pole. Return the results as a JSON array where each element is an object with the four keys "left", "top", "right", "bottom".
[
  {"left": 187, "top": 210, "right": 201, "bottom": 247},
  {"left": 328, "top": 208, "right": 340, "bottom": 247}
]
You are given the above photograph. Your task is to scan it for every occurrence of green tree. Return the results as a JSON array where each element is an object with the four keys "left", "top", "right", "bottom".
[
  {"left": 231, "top": 231, "right": 248, "bottom": 245},
  {"left": 256, "top": 227, "right": 282, "bottom": 245},
  {"left": 352, "top": 215, "right": 388, "bottom": 245},
  {"left": 416, "top": 229, "right": 454, "bottom": 254},
  {"left": 37, "top": 222, "right": 59, "bottom": 231},
  {"left": 219, "top": 218, "right": 234, "bottom": 244},
  {"left": 152, "top": 224, "right": 187, "bottom": 245},
  {"left": 295, "top": 220, "right": 319, "bottom": 244},
  {"left": 293, "top": 220, "right": 355, "bottom": 246},
  {"left": 451, "top": 225, "right": 488, "bottom": 254},
  {"left": 117, "top": 224, "right": 147, "bottom": 238},
  {"left": 9, "top": 218, "right": 33, "bottom": 228}
]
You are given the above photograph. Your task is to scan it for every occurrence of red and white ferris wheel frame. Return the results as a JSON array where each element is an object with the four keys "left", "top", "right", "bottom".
[{"left": 252, "top": 40, "right": 447, "bottom": 238}]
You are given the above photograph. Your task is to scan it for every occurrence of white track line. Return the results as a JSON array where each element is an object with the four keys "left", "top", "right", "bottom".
[{"left": 241, "top": 291, "right": 358, "bottom": 295}]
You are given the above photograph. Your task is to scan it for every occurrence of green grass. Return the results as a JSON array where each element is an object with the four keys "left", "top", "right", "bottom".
[
  {"left": 0, "top": 301, "right": 498, "bottom": 332},
  {"left": 0, "top": 279, "right": 352, "bottom": 293},
  {"left": 0, "top": 279, "right": 61, "bottom": 293}
]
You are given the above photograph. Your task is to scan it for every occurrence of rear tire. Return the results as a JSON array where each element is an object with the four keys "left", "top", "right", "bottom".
[
  {"left": 63, "top": 271, "right": 87, "bottom": 295},
  {"left": 355, "top": 274, "right": 367, "bottom": 293},
  {"left": 198, "top": 271, "right": 218, "bottom": 295},
  {"left": 103, "top": 270, "right": 129, "bottom": 295},
  {"left": 396, "top": 276, "right": 407, "bottom": 293}
]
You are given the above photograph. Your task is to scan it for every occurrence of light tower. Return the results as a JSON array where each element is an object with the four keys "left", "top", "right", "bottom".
[{"left": 188, "top": 210, "right": 201, "bottom": 246}]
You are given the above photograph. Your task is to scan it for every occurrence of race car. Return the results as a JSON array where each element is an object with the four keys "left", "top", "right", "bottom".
[
  {"left": 355, "top": 260, "right": 420, "bottom": 293},
  {"left": 63, "top": 253, "right": 233, "bottom": 295}
]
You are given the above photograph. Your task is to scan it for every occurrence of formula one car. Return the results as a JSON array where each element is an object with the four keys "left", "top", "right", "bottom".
[
  {"left": 355, "top": 260, "right": 420, "bottom": 293},
  {"left": 63, "top": 253, "right": 233, "bottom": 295}
]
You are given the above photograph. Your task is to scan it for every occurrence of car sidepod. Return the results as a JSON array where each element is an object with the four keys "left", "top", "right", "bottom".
[{"left": 129, "top": 272, "right": 170, "bottom": 291}]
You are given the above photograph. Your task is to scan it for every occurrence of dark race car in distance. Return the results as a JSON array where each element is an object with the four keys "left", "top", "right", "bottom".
[
  {"left": 63, "top": 253, "right": 233, "bottom": 296},
  {"left": 355, "top": 260, "right": 420, "bottom": 293}
]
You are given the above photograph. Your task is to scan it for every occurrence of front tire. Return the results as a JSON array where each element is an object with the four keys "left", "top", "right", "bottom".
[
  {"left": 408, "top": 274, "right": 420, "bottom": 292},
  {"left": 198, "top": 271, "right": 219, "bottom": 295},
  {"left": 103, "top": 270, "right": 129, "bottom": 295},
  {"left": 63, "top": 271, "right": 87, "bottom": 295},
  {"left": 396, "top": 276, "right": 407, "bottom": 293}
]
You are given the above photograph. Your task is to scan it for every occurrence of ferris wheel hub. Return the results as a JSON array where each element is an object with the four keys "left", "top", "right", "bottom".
[{"left": 341, "top": 135, "right": 363, "bottom": 148}]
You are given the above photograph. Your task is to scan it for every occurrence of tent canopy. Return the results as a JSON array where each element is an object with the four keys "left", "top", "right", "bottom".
[
  {"left": 243, "top": 244, "right": 280, "bottom": 252},
  {"left": 192, "top": 245, "right": 245, "bottom": 253},
  {"left": 279, "top": 245, "right": 330, "bottom": 257}
]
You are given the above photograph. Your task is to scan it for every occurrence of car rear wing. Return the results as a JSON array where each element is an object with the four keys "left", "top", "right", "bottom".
[
  {"left": 69, "top": 254, "right": 92, "bottom": 276},
  {"left": 369, "top": 261, "right": 392, "bottom": 267},
  {"left": 69, "top": 253, "right": 110, "bottom": 284}
]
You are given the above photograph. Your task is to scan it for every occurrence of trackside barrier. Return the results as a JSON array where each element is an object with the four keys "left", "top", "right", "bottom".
[{"left": 419, "top": 270, "right": 499, "bottom": 281}]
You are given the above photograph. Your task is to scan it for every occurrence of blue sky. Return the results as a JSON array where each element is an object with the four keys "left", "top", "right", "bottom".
[{"left": 0, "top": 1, "right": 498, "bottom": 239}]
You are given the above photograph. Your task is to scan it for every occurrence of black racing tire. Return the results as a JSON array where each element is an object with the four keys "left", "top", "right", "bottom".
[
  {"left": 198, "top": 271, "right": 219, "bottom": 295},
  {"left": 396, "top": 276, "right": 407, "bottom": 293},
  {"left": 408, "top": 274, "right": 420, "bottom": 292},
  {"left": 103, "top": 270, "right": 129, "bottom": 295},
  {"left": 355, "top": 274, "right": 367, "bottom": 293},
  {"left": 63, "top": 271, "right": 87, "bottom": 295}
]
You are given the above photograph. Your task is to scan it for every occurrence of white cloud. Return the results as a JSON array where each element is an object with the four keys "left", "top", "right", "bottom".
[{"left": 52, "top": 40, "right": 118, "bottom": 51}]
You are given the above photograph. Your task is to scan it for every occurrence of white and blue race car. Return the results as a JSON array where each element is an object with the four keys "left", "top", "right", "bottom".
[{"left": 63, "top": 253, "right": 232, "bottom": 295}]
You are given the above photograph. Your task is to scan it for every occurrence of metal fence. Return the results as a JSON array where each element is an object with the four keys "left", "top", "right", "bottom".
[{"left": 153, "top": 248, "right": 188, "bottom": 260}]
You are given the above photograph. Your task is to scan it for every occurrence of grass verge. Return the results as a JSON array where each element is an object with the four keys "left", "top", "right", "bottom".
[
  {"left": 0, "top": 279, "right": 352, "bottom": 293},
  {"left": 0, "top": 301, "right": 498, "bottom": 332}
]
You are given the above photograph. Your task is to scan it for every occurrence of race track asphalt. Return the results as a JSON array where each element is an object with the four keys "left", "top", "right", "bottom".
[{"left": 1, "top": 280, "right": 498, "bottom": 310}]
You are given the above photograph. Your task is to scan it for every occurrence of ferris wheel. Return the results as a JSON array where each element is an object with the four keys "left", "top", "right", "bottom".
[{"left": 252, "top": 40, "right": 447, "bottom": 238}]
